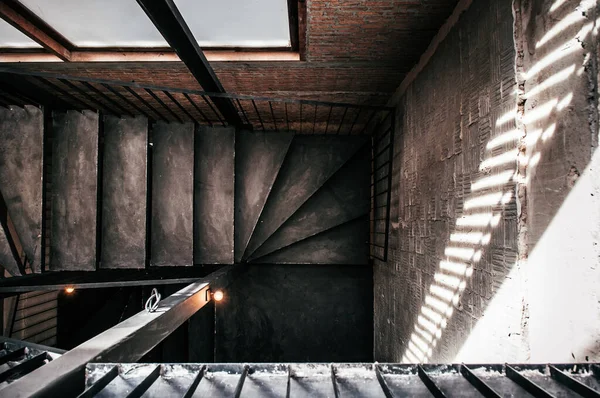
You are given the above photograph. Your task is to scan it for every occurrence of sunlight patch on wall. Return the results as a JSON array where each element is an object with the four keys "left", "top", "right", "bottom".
[{"left": 400, "top": 0, "right": 591, "bottom": 363}]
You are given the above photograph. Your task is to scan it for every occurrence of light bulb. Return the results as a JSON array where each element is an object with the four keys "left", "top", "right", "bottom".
[{"left": 213, "top": 290, "right": 224, "bottom": 302}]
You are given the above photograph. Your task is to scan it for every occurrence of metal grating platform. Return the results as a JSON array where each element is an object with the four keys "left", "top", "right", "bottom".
[
  {"left": 82, "top": 362, "right": 600, "bottom": 397},
  {"left": 0, "top": 337, "right": 63, "bottom": 391}
]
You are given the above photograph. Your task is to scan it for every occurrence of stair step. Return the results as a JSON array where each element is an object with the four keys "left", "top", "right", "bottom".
[
  {"left": 0, "top": 106, "right": 44, "bottom": 272},
  {"left": 243, "top": 135, "right": 368, "bottom": 260},
  {"left": 252, "top": 216, "right": 369, "bottom": 264},
  {"left": 151, "top": 122, "right": 194, "bottom": 267},
  {"left": 234, "top": 130, "right": 293, "bottom": 263},
  {"left": 100, "top": 116, "right": 148, "bottom": 269},
  {"left": 50, "top": 110, "right": 99, "bottom": 271},
  {"left": 249, "top": 144, "right": 370, "bottom": 261},
  {"left": 194, "top": 126, "right": 235, "bottom": 264}
]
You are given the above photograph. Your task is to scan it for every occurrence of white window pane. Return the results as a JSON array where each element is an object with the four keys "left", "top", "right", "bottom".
[
  {"left": 0, "top": 18, "right": 42, "bottom": 48},
  {"left": 174, "top": 0, "right": 291, "bottom": 47},
  {"left": 19, "top": 0, "right": 291, "bottom": 49},
  {"left": 19, "top": 0, "right": 168, "bottom": 47}
]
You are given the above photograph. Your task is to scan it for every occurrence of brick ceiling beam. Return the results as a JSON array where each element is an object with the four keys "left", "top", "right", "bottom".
[{"left": 0, "top": 51, "right": 300, "bottom": 63}]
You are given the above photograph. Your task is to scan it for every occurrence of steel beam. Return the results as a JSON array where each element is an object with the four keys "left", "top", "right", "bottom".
[
  {"left": 549, "top": 365, "right": 600, "bottom": 398},
  {"left": 0, "top": 266, "right": 239, "bottom": 397},
  {"left": 0, "top": 267, "right": 223, "bottom": 298},
  {"left": 0, "top": 190, "right": 24, "bottom": 276},
  {"left": 418, "top": 365, "right": 447, "bottom": 398},
  {"left": 331, "top": 365, "right": 340, "bottom": 398},
  {"left": 374, "top": 364, "right": 394, "bottom": 398},
  {"left": 0, "top": 1, "right": 71, "bottom": 61},
  {"left": 136, "top": 0, "right": 244, "bottom": 126},
  {"left": 78, "top": 365, "right": 118, "bottom": 398},
  {"left": 505, "top": 364, "right": 554, "bottom": 398},
  {"left": 287, "top": 0, "right": 299, "bottom": 51},
  {"left": 460, "top": 364, "right": 502, "bottom": 398},
  {"left": 233, "top": 365, "right": 249, "bottom": 398},
  {"left": 0, "top": 276, "right": 217, "bottom": 298}
]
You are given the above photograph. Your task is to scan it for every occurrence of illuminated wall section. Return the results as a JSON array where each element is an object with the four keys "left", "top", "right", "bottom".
[{"left": 375, "top": 0, "right": 600, "bottom": 364}]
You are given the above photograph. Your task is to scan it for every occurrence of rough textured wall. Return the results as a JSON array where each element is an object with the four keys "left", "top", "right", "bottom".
[
  {"left": 0, "top": 105, "right": 43, "bottom": 273},
  {"left": 374, "top": 0, "right": 522, "bottom": 362},
  {"left": 216, "top": 265, "right": 373, "bottom": 362},
  {"left": 376, "top": 0, "right": 600, "bottom": 364},
  {"left": 516, "top": 0, "right": 600, "bottom": 362}
]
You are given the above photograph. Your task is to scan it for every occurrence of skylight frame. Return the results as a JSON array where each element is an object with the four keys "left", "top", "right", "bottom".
[{"left": 1, "top": 0, "right": 297, "bottom": 51}]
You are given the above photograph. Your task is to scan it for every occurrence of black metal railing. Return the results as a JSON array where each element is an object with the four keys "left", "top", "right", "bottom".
[
  {"left": 370, "top": 110, "right": 395, "bottom": 262},
  {"left": 0, "top": 68, "right": 392, "bottom": 136}
]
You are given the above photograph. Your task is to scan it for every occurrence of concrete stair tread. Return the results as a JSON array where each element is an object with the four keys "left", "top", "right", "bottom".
[
  {"left": 100, "top": 115, "right": 148, "bottom": 269},
  {"left": 50, "top": 110, "right": 99, "bottom": 271},
  {"left": 194, "top": 126, "right": 235, "bottom": 264},
  {"left": 243, "top": 135, "right": 369, "bottom": 260},
  {"left": 151, "top": 121, "right": 194, "bottom": 267},
  {"left": 248, "top": 144, "right": 371, "bottom": 261},
  {"left": 251, "top": 216, "right": 369, "bottom": 265},
  {"left": 234, "top": 131, "right": 294, "bottom": 263}
]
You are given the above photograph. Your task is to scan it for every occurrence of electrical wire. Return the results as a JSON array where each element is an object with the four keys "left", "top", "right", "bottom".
[{"left": 145, "top": 288, "right": 161, "bottom": 312}]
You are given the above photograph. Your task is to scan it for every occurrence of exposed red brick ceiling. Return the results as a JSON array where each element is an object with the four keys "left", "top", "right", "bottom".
[
  {"left": 307, "top": 0, "right": 457, "bottom": 63},
  {"left": 14, "top": 0, "right": 460, "bottom": 105}
]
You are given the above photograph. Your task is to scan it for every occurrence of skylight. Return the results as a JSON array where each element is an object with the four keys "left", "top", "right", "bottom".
[
  {"left": 16, "top": 0, "right": 291, "bottom": 48},
  {"left": 0, "top": 18, "right": 41, "bottom": 48},
  {"left": 173, "top": 0, "right": 290, "bottom": 48},
  {"left": 19, "top": 0, "right": 168, "bottom": 47}
]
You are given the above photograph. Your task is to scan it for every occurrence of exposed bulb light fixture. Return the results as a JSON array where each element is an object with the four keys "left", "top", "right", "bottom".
[{"left": 213, "top": 290, "right": 224, "bottom": 302}]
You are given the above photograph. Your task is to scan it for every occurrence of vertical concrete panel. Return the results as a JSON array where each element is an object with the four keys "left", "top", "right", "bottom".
[
  {"left": 0, "top": 106, "right": 43, "bottom": 272},
  {"left": 50, "top": 110, "right": 99, "bottom": 271},
  {"left": 194, "top": 126, "right": 235, "bottom": 264},
  {"left": 101, "top": 116, "right": 148, "bottom": 269},
  {"left": 151, "top": 122, "right": 194, "bottom": 267},
  {"left": 234, "top": 130, "right": 293, "bottom": 263},
  {"left": 188, "top": 301, "right": 215, "bottom": 362},
  {"left": 215, "top": 264, "right": 373, "bottom": 362}
]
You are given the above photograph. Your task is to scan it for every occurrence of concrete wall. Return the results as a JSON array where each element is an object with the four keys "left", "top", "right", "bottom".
[
  {"left": 375, "top": 0, "right": 600, "bottom": 363},
  {"left": 516, "top": 0, "right": 600, "bottom": 362},
  {"left": 215, "top": 265, "right": 373, "bottom": 362}
]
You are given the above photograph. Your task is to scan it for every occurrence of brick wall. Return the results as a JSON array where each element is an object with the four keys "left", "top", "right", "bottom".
[
  {"left": 374, "top": 0, "right": 523, "bottom": 362},
  {"left": 307, "top": 0, "right": 457, "bottom": 62}
]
